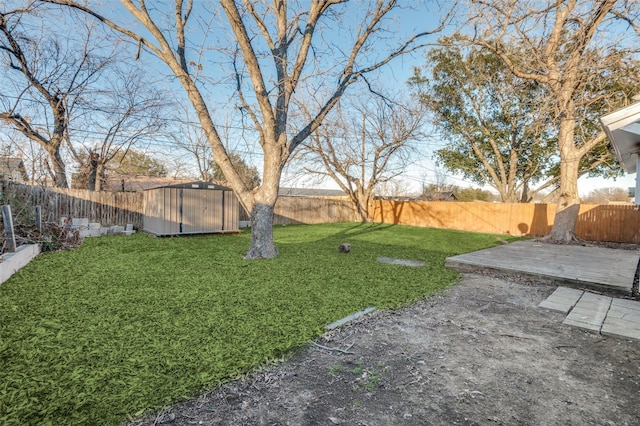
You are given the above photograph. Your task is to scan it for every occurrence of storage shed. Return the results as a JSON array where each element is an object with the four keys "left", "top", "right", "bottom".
[{"left": 143, "top": 181, "right": 239, "bottom": 236}]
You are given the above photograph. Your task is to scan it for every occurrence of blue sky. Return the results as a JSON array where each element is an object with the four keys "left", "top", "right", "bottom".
[{"left": 1, "top": 0, "right": 634, "bottom": 197}]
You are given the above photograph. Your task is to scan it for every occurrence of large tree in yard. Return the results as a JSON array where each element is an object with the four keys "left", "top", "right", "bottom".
[
  {"left": 67, "top": 69, "right": 168, "bottom": 191},
  {"left": 1, "top": 2, "right": 168, "bottom": 189},
  {"left": 0, "top": 3, "right": 111, "bottom": 187},
  {"left": 46, "top": 0, "right": 452, "bottom": 258},
  {"left": 293, "top": 95, "right": 424, "bottom": 221},
  {"left": 464, "top": 0, "right": 640, "bottom": 240},
  {"left": 410, "top": 42, "right": 557, "bottom": 203}
]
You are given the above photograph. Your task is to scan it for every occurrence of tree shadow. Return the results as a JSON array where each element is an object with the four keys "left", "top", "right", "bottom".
[{"left": 519, "top": 203, "right": 551, "bottom": 237}]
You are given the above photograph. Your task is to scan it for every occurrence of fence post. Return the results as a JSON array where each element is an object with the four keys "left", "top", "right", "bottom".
[
  {"left": 2, "top": 204, "right": 17, "bottom": 253},
  {"left": 35, "top": 205, "right": 42, "bottom": 232}
]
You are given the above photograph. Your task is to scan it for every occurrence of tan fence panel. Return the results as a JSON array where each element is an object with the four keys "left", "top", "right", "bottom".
[
  {"left": 576, "top": 204, "right": 640, "bottom": 243},
  {"left": 370, "top": 200, "right": 640, "bottom": 243},
  {"left": 369, "top": 200, "right": 554, "bottom": 236}
]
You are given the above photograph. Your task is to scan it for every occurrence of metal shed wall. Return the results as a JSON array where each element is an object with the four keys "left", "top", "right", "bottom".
[{"left": 143, "top": 186, "right": 239, "bottom": 236}]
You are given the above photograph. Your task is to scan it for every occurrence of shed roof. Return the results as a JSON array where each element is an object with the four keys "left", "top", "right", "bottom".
[
  {"left": 145, "top": 181, "right": 232, "bottom": 191},
  {"left": 600, "top": 100, "right": 640, "bottom": 173}
]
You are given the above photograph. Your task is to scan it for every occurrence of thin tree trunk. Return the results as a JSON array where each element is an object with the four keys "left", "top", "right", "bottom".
[
  {"left": 94, "top": 162, "right": 104, "bottom": 192},
  {"left": 48, "top": 146, "right": 68, "bottom": 188},
  {"left": 87, "top": 169, "right": 96, "bottom": 191},
  {"left": 87, "top": 153, "right": 100, "bottom": 191},
  {"left": 354, "top": 186, "right": 371, "bottom": 222},
  {"left": 520, "top": 180, "right": 529, "bottom": 203}
]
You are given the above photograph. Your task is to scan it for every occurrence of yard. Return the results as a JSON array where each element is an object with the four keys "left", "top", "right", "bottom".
[{"left": 0, "top": 223, "right": 509, "bottom": 425}]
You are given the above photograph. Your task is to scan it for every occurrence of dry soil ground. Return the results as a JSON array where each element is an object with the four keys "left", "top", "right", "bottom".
[{"left": 128, "top": 273, "right": 640, "bottom": 426}]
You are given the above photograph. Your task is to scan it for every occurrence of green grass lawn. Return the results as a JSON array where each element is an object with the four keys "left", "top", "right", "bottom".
[{"left": 0, "top": 223, "right": 513, "bottom": 425}]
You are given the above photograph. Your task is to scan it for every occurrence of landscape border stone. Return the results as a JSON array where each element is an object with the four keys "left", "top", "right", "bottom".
[
  {"left": 0, "top": 243, "right": 41, "bottom": 285},
  {"left": 377, "top": 257, "right": 426, "bottom": 267}
]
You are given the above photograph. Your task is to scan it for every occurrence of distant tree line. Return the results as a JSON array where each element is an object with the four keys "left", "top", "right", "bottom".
[{"left": 421, "top": 183, "right": 496, "bottom": 202}]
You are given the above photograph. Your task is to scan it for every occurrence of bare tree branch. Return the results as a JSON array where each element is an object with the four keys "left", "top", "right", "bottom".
[{"left": 294, "top": 94, "right": 424, "bottom": 221}]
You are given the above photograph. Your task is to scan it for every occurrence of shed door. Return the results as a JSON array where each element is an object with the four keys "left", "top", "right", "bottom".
[{"left": 181, "top": 189, "right": 223, "bottom": 233}]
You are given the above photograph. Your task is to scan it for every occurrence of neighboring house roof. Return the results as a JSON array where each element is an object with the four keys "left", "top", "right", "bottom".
[
  {"left": 373, "top": 195, "right": 415, "bottom": 201},
  {"left": 0, "top": 157, "right": 28, "bottom": 182},
  {"left": 278, "top": 187, "right": 347, "bottom": 197},
  {"left": 101, "top": 176, "right": 197, "bottom": 192},
  {"left": 600, "top": 98, "right": 640, "bottom": 173},
  {"left": 421, "top": 191, "right": 459, "bottom": 201}
]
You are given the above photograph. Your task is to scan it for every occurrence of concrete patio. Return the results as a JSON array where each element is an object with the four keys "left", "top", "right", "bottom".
[
  {"left": 445, "top": 239, "right": 637, "bottom": 294},
  {"left": 445, "top": 240, "right": 640, "bottom": 341}
]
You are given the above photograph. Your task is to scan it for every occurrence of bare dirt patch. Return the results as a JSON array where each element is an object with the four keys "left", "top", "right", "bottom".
[{"left": 128, "top": 273, "right": 640, "bottom": 426}]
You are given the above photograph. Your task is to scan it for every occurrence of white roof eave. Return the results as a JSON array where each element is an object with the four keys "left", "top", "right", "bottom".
[{"left": 599, "top": 101, "right": 640, "bottom": 174}]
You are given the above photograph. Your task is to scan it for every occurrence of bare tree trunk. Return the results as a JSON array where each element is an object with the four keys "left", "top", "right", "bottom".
[
  {"left": 354, "top": 191, "right": 370, "bottom": 222},
  {"left": 48, "top": 146, "right": 68, "bottom": 188},
  {"left": 87, "top": 170, "right": 96, "bottom": 191},
  {"left": 86, "top": 152, "right": 100, "bottom": 191},
  {"left": 499, "top": 188, "right": 519, "bottom": 203},
  {"left": 94, "top": 162, "right": 104, "bottom": 192},
  {"left": 244, "top": 164, "right": 280, "bottom": 259},
  {"left": 355, "top": 203, "right": 369, "bottom": 222},
  {"left": 246, "top": 202, "right": 278, "bottom": 259},
  {"left": 548, "top": 120, "right": 580, "bottom": 241},
  {"left": 548, "top": 161, "right": 580, "bottom": 240},
  {"left": 506, "top": 193, "right": 519, "bottom": 203},
  {"left": 520, "top": 180, "right": 529, "bottom": 203}
]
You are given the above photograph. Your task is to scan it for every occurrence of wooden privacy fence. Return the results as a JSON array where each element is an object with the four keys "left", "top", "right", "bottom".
[
  {"left": 4, "top": 182, "right": 640, "bottom": 243},
  {"left": 369, "top": 200, "right": 640, "bottom": 243},
  {"left": 273, "top": 196, "right": 357, "bottom": 225},
  {"left": 2, "top": 183, "right": 144, "bottom": 229},
  {"left": 3, "top": 183, "right": 356, "bottom": 230},
  {"left": 239, "top": 196, "right": 358, "bottom": 225}
]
